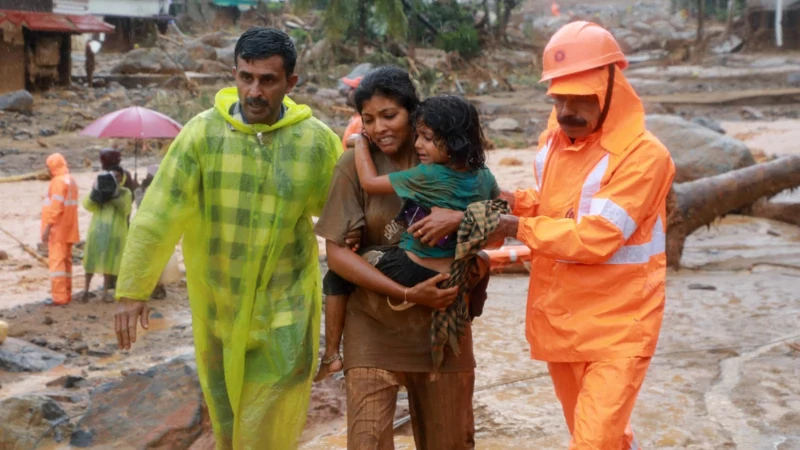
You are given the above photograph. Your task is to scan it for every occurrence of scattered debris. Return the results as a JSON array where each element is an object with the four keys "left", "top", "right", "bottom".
[
  {"left": 0, "top": 394, "right": 71, "bottom": 450},
  {"left": 45, "top": 374, "right": 86, "bottom": 389},
  {"left": 688, "top": 283, "right": 717, "bottom": 291},
  {"left": 0, "top": 337, "right": 66, "bottom": 372},
  {"left": 646, "top": 114, "right": 754, "bottom": 183},
  {"left": 740, "top": 106, "right": 766, "bottom": 120},
  {"left": 499, "top": 157, "right": 524, "bottom": 166},
  {"left": 42, "top": 316, "right": 54, "bottom": 326},
  {"left": 0, "top": 90, "right": 34, "bottom": 113},
  {"left": 489, "top": 117, "right": 522, "bottom": 132},
  {"left": 0, "top": 250, "right": 8, "bottom": 261},
  {"left": 0, "top": 320, "right": 7, "bottom": 344},
  {"left": 690, "top": 116, "right": 726, "bottom": 134},
  {"left": 32, "top": 337, "right": 48, "bottom": 347}
]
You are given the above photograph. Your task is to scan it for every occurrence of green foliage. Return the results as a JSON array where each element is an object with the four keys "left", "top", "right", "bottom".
[
  {"left": 364, "top": 50, "right": 408, "bottom": 68},
  {"left": 295, "top": 0, "right": 409, "bottom": 44},
  {"left": 438, "top": 24, "right": 481, "bottom": 59},
  {"left": 408, "top": 2, "right": 481, "bottom": 58},
  {"left": 670, "top": 0, "right": 747, "bottom": 19}
]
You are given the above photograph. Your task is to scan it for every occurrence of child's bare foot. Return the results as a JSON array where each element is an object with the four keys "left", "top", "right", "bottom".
[{"left": 314, "top": 353, "right": 342, "bottom": 382}]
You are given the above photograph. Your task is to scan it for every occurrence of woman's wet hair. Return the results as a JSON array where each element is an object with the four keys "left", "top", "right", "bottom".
[
  {"left": 414, "top": 95, "right": 487, "bottom": 171},
  {"left": 354, "top": 66, "right": 420, "bottom": 116}
]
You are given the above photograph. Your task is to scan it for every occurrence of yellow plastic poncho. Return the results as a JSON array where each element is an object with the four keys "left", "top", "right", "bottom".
[
  {"left": 115, "top": 88, "right": 342, "bottom": 449},
  {"left": 82, "top": 186, "right": 132, "bottom": 275}
]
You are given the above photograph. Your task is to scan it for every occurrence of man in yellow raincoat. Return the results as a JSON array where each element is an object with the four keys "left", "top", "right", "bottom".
[
  {"left": 113, "top": 27, "right": 342, "bottom": 449},
  {"left": 491, "top": 22, "right": 675, "bottom": 449}
]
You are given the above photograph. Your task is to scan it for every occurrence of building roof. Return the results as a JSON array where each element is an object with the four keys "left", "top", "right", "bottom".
[{"left": 0, "top": 10, "right": 115, "bottom": 34}]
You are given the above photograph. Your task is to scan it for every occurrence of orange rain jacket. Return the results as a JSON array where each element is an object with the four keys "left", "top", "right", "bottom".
[
  {"left": 514, "top": 68, "right": 675, "bottom": 362},
  {"left": 41, "top": 153, "right": 80, "bottom": 243}
]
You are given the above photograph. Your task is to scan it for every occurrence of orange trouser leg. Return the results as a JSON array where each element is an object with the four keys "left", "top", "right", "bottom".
[
  {"left": 49, "top": 242, "right": 73, "bottom": 305},
  {"left": 548, "top": 357, "right": 650, "bottom": 450}
]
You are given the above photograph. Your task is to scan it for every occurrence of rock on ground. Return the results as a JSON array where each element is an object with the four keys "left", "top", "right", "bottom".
[
  {"left": 0, "top": 394, "right": 71, "bottom": 450},
  {"left": 111, "top": 48, "right": 183, "bottom": 75},
  {"left": 489, "top": 117, "right": 522, "bottom": 132},
  {"left": 0, "top": 337, "right": 66, "bottom": 372},
  {"left": 0, "top": 90, "right": 34, "bottom": 113},
  {"left": 70, "top": 357, "right": 210, "bottom": 449},
  {"left": 646, "top": 114, "right": 755, "bottom": 182}
]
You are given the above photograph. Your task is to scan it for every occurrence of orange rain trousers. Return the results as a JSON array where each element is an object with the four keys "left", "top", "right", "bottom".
[
  {"left": 548, "top": 357, "right": 649, "bottom": 450},
  {"left": 48, "top": 242, "right": 73, "bottom": 305}
]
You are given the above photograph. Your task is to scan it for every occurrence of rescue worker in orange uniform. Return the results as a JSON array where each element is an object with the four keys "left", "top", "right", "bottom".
[
  {"left": 340, "top": 75, "right": 362, "bottom": 149},
  {"left": 41, "top": 153, "right": 80, "bottom": 306},
  {"left": 491, "top": 22, "right": 676, "bottom": 449}
]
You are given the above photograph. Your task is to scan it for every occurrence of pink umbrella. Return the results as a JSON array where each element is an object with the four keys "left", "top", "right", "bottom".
[{"left": 80, "top": 106, "right": 183, "bottom": 180}]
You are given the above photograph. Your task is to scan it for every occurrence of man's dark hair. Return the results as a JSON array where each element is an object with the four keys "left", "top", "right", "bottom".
[
  {"left": 414, "top": 95, "right": 487, "bottom": 171},
  {"left": 354, "top": 66, "right": 419, "bottom": 116},
  {"left": 234, "top": 27, "right": 297, "bottom": 77}
]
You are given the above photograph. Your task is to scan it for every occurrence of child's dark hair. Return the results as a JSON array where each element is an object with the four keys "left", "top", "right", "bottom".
[
  {"left": 413, "top": 95, "right": 487, "bottom": 171},
  {"left": 354, "top": 66, "right": 420, "bottom": 116}
]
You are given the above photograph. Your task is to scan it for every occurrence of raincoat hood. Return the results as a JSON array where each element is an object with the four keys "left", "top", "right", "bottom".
[
  {"left": 547, "top": 67, "right": 645, "bottom": 155},
  {"left": 214, "top": 87, "right": 312, "bottom": 135},
  {"left": 46, "top": 153, "right": 69, "bottom": 177}
]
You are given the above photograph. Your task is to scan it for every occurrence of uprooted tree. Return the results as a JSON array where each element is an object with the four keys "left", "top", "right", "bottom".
[{"left": 666, "top": 154, "right": 800, "bottom": 267}]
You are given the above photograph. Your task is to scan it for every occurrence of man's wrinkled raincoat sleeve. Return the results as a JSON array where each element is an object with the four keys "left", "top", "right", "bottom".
[
  {"left": 115, "top": 120, "right": 200, "bottom": 301},
  {"left": 307, "top": 131, "right": 344, "bottom": 216},
  {"left": 516, "top": 144, "right": 674, "bottom": 264}
]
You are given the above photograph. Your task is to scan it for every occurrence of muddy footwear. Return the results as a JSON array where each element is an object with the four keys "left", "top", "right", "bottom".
[{"left": 314, "top": 353, "right": 343, "bottom": 382}]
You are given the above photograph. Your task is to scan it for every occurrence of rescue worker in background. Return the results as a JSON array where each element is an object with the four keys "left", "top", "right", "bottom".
[
  {"left": 340, "top": 75, "right": 362, "bottom": 149},
  {"left": 41, "top": 153, "right": 80, "bottom": 306},
  {"left": 100, "top": 148, "right": 138, "bottom": 196},
  {"left": 491, "top": 21, "right": 675, "bottom": 449},
  {"left": 112, "top": 27, "right": 343, "bottom": 449}
]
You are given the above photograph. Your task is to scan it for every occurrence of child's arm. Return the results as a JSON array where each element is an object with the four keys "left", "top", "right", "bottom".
[{"left": 353, "top": 135, "right": 396, "bottom": 195}]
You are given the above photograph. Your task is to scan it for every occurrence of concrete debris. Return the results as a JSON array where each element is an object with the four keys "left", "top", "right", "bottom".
[
  {"left": 0, "top": 337, "right": 66, "bottom": 372},
  {"left": 0, "top": 90, "right": 34, "bottom": 113},
  {"left": 646, "top": 114, "right": 755, "bottom": 183}
]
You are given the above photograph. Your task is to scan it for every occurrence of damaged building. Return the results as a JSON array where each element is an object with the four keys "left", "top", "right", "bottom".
[{"left": 0, "top": 4, "right": 113, "bottom": 93}]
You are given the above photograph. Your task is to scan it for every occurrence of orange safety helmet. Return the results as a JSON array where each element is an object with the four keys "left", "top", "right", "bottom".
[{"left": 540, "top": 21, "right": 628, "bottom": 83}]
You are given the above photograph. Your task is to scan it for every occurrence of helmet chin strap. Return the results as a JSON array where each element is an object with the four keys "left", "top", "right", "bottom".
[{"left": 593, "top": 64, "right": 615, "bottom": 133}]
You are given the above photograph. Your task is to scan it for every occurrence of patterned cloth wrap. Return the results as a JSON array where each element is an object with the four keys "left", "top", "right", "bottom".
[{"left": 431, "top": 198, "right": 510, "bottom": 369}]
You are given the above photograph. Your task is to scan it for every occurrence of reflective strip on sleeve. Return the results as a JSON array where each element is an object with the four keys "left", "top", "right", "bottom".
[
  {"left": 51, "top": 195, "right": 65, "bottom": 202},
  {"left": 534, "top": 139, "right": 552, "bottom": 188},
  {"left": 64, "top": 200, "right": 79, "bottom": 206},
  {"left": 589, "top": 198, "right": 638, "bottom": 240},
  {"left": 577, "top": 153, "right": 609, "bottom": 220},
  {"left": 604, "top": 216, "right": 665, "bottom": 265},
  {"left": 49, "top": 271, "right": 70, "bottom": 278}
]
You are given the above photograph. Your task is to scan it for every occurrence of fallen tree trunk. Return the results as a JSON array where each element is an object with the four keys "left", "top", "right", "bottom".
[
  {"left": 667, "top": 154, "right": 800, "bottom": 267},
  {"left": 0, "top": 171, "right": 50, "bottom": 184}
]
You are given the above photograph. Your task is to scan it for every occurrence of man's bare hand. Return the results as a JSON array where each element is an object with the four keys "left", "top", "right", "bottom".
[
  {"left": 488, "top": 215, "right": 520, "bottom": 245},
  {"left": 344, "top": 228, "right": 362, "bottom": 251},
  {"left": 406, "top": 273, "right": 458, "bottom": 312},
  {"left": 407, "top": 208, "right": 464, "bottom": 247},
  {"left": 115, "top": 298, "right": 150, "bottom": 350}
]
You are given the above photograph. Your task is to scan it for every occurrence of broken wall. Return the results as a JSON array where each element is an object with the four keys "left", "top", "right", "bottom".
[{"left": 0, "top": 29, "right": 26, "bottom": 94}]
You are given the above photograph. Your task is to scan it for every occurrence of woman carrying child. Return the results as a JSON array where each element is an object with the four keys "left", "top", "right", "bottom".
[
  {"left": 81, "top": 165, "right": 133, "bottom": 303},
  {"left": 314, "top": 66, "right": 499, "bottom": 450}
]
